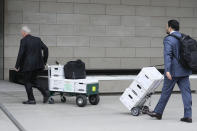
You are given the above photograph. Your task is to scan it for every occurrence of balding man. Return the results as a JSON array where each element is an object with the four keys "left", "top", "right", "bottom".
[{"left": 15, "top": 26, "right": 49, "bottom": 104}]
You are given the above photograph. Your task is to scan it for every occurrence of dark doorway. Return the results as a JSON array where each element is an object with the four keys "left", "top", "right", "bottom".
[{"left": 0, "top": 0, "right": 4, "bottom": 80}]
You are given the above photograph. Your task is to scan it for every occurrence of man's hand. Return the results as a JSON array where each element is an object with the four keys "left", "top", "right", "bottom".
[
  {"left": 14, "top": 68, "right": 19, "bottom": 72},
  {"left": 166, "top": 72, "right": 172, "bottom": 80}
]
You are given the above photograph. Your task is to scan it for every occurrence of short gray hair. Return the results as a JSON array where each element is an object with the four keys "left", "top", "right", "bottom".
[{"left": 21, "top": 26, "right": 31, "bottom": 33}]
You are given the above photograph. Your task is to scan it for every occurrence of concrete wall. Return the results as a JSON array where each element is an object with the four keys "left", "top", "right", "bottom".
[
  {"left": 4, "top": 0, "right": 197, "bottom": 80},
  {"left": 0, "top": 0, "right": 4, "bottom": 80}
]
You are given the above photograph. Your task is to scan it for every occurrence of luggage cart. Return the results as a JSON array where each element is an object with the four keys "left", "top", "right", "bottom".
[
  {"left": 47, "top": 64, "right": 100, "bottom": 107},
  {"left": 120, "top": 67, "right": 163, "bottom": 116}
]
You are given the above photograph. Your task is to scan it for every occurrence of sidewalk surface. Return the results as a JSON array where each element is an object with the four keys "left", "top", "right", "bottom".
[{"left": 0, "top": 80, "right": 197, "bottom": 131}]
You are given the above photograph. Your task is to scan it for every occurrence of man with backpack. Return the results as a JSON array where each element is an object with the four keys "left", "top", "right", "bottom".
[{"left": 147, "top": 20, "right": 193, "bottom": 123}]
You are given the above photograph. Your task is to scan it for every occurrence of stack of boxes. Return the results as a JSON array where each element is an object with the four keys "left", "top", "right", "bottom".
[
  {"left": 48, "top": 65, "right": 68, "bottom": 92},
  {"left": 120, "top": 67, "right": 163, "bottom": 111},
  {"left": 48, "top": 65, "right": 98, "bottom": 93}
]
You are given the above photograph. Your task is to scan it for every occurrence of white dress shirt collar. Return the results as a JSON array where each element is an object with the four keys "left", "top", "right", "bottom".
[{"left": 170, "top": 30, "right": 176, "bottom": 34}]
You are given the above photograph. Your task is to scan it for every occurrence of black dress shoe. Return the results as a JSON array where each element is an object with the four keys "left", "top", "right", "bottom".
[
  {"left": 43, "top": 91, "right": 50, "bottom": 103},
  {"left": 22, "top": 100, "right": 36, "bottom": 104},
  {"left": 180, "top": 117, "right": 192, "bottom": 123},
  {"left": 147, "top": 111, "right": 162, "bottom": 120}
]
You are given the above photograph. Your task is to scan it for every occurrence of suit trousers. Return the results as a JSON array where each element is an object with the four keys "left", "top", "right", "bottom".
[
  {"left": 24, "top": 70, "right": 47, "bottom": 101},
  {"left": 154, "top": 76, "right": 192, "bottom": 118}
]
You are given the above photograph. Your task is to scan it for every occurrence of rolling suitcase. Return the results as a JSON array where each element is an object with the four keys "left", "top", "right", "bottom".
[{"left": 120, "top": 67, "right": 163, "bottom": 116}]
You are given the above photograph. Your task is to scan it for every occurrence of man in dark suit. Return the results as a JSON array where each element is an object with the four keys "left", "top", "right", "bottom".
[
  {"left": 147, "top": 20, "right": 192, "bottom": 123},
  {"left": 15, "top": 26, "right": 49, "bottom": 104}
]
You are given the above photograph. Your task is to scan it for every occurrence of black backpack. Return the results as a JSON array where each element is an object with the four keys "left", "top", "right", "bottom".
[
  {"left": 64, "top": 59, "right": 86, "bottom": 79},
  {"left": 169, "top": 33, "right": 197, "bottom": 71}
]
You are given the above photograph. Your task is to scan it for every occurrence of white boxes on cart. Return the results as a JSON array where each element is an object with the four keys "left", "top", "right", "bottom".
[
  {"left": 49, "top": 78, "right": 98, "bottom": 94},
  {"left": 120, "top": 67, "right": 163, "bottom": 111},
  {"left": 48, "top": 65, "right": 98, "bottom": 94}
]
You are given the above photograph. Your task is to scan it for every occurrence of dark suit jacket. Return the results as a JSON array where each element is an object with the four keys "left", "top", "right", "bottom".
[
  {"left": 15, "top": 35, "right": 48, "bottom": 72},
  {"left": 164, "top": 31, "right": 192, "bottom": 77}
]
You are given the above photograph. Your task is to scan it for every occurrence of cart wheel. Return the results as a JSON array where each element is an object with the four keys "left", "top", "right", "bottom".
[
  {"left": 89, "top": 94, "right": 100, "bottom": 105},
  {"left": 131, "top": 107, "right": 140, "bottom": 116},
  {"left": 76, "top": 95, "right": 87, "bottom": 107},
  {"left": 61, "top": 96, "right": 66, "bottom": 103},
  {"left": 142, "top": 106, "right": 149, "bottom": 114},
  {"left": 48, "top": 97, "right": 55, "bottom": 104}
]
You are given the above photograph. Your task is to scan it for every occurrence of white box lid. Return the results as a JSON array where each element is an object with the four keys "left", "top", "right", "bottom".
[{"left": 140, "top": 67, "right": 163, "bottom": 80}]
